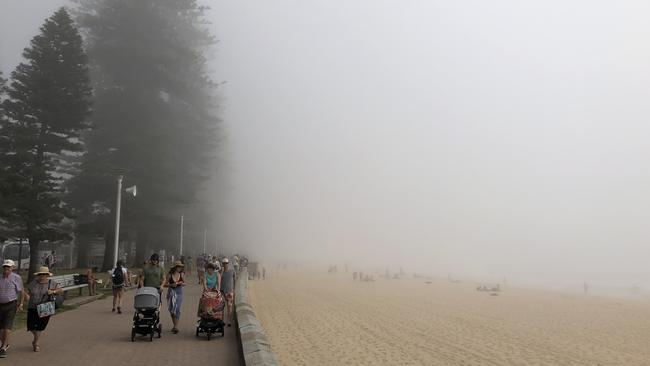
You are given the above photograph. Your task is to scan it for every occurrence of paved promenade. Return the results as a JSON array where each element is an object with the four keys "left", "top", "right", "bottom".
[{"left": 8, "top": 274, "right": 242, "bottom": 365}]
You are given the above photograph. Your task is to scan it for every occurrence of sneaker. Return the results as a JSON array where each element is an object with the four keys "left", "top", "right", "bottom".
[
  {"left": 0, "top": 346, "right": 8, "bottom": 358},
  {"left": 112, "top": 308, "right": 115, "bottom": 313},
  {"left": 117, "top": 307, "right": 122, "bottom": 314}
]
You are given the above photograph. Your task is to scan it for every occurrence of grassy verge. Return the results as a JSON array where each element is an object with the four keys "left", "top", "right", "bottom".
[
  {"left": 10, "top": 267, "right": 143, "bottom": 330},
  {"left": 13, "top": 303, "right": 79, "bottom": 330}
]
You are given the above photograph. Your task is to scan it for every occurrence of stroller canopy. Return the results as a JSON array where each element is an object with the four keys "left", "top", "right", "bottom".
[{"left": 134, "top": 287, "right": 160, "bottom": 309}]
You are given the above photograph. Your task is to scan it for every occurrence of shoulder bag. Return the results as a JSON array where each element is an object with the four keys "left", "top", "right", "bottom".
[{"left": 36, "top": 280, "right": 56, "bottom": 318}]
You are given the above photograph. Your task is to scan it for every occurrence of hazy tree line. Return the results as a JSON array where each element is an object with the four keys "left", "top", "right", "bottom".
[{"left": 0, "top": 1, "right": 219, "bottom": 281}]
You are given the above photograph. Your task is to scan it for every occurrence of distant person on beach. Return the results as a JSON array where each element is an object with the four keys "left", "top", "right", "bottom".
[
  {"left": 220, "top": 258, "right": 235, "bottom": 327},
  {"left": 583, "top": 282, "right": 589, "bottom": 295},
  {"left": 262, "top": 267, "right": 266, "bottom": 280},
  {"left": 0, "top": 260, "right": 23, "bottom": 358},
  {"left": 25, "top": 266, "right": 61, "bottom": 353},
  {"left": 353, "top": 272, "right": 358, "bottom": 281},
  {"left": 164, "top": 261, "right": 186, "bottom": 334}
]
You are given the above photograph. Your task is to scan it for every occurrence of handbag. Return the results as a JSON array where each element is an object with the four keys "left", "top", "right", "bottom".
[
  {"left": 36, "top": 301, "right": 55, "bottom": 318},
  {"left": 36, "top": 280, "right": 56, "bottom": 318}
]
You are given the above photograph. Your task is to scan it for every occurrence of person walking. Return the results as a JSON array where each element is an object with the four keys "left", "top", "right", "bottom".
[
  {"left": 220, "top": 258, "right": 235, "bottom": 327},
  {"left": 139, "top": 253, "right": 165, "bottom": 291},
  {"left": 85, "top": 265, "right": 97, "bottom": 296},
  {"left": 202, "top": 263, "right": 220, "bottom": 291},
  {"left": 44, "top": 251, "right": 57, "bottom": 274},
  {"left": 110, "top": 260, "right": 129, "bottom": 313},
  {"left": 196, "top": 255, "right": 206, "bottom": 285},
  {"left": 164, "top": 261, "right": 186, "bottom": 334},
  {"left": 186, "top": 256, "right": 193, "bottom": 276},
  {"left": 0, "top": 260, "right": 23, "bottom": 358},
  {"left": 25, "top": 266, "right": 62, "bottom": 352}
]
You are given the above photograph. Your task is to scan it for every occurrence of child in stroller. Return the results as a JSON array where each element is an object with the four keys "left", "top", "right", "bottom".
[{"left": 132, "top": 287, "right": 163, "bottom": 342}]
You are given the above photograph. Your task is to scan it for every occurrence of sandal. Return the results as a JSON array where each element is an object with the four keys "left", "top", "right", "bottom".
[{"left": 32, "top": 342, "right": 40, "bottom": 352}]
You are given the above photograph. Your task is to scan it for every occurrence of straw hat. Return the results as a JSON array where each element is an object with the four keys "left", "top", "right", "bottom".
[
  {"left": 34, "top": 266, "right": 53, "bottom": 276},
  {"left": 171, "top": 261, "right": 184, "bottom": 269}
]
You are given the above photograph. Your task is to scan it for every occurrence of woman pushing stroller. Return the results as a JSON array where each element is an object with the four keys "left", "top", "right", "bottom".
[
  {"left": 196, "top": 263, "right": 225, "bottom": 339},
  {"left": 202, "top": 263, "right": 220, "bottom": 291}
]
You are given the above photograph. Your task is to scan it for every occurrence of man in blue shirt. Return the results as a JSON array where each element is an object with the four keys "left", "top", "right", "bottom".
[{"left": 219, "top": 258, "right": 235, "bottom": 327}]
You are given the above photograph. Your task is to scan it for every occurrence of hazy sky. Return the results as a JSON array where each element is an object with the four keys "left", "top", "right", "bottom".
[{"left": 4, "top": 1, "right": 650, "bottom": 286}]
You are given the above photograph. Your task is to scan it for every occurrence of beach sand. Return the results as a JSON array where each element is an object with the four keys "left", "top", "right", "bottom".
[{"left": 249, "top": 270, "right": 650, "bottom": 365}]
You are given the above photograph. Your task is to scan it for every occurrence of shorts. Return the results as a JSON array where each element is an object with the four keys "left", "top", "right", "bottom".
[
  {"left": 27, "top": 308, "right": 50, "bottom": 331},
  {"left": 112, "top": 285, "right": 125, "bottom": 295},
  {"left": 0, "top": 301, "right": 17, "bottom": 330}
]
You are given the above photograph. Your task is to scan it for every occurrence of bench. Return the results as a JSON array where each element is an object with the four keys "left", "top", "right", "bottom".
[{"left": 51, "top": 274, "right": 89, "bottom": 298}]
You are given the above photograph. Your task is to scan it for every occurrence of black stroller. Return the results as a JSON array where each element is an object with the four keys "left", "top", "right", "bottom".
[{"left": 131, "top": 287, "right": 162, "bottom": 342}]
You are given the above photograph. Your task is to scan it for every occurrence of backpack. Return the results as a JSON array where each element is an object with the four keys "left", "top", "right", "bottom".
[{"left": 112, "top": 267, "right": 124, "bottom": 285}]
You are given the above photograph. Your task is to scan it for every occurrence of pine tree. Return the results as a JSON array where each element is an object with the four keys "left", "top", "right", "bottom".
[
  {"left": 0, "top": 71, "right": 9, "bottom": 241},
  {"left": 0, "top": 8, "right": 92, "bottom": 280},
  {"left": 73, "top": 0, "right": 219, "bottom": 268}
]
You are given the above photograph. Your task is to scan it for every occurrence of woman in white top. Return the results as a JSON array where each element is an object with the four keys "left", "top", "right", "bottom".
[{"left": 109, "top": 260, "right": 130, "bottom": 314}]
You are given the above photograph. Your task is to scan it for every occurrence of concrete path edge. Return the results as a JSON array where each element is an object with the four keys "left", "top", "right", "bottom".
[{"left": 235, "top": 268, "right": 280, "bottom": 366}]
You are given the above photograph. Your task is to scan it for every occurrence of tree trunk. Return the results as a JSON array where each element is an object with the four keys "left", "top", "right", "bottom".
[
  {"left": 27, "top": 237, "right": 40, "bottom": 283},
  {"left": 75, "top": 233, "right": 90, "bottom": 269},
  {"left": 101, "top": 229, "right": 115, "bottom": 271}
]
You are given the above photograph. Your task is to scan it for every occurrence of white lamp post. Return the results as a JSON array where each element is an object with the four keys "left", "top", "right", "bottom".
[
  {"left": 113, "top": 176, "right": 136, "bottom": 267},
  {"left": 202, "top": 229, "right": 207, "bottom": 254},
  {"left": 179, "top": 215, "right": 184, "bottom": 256}
]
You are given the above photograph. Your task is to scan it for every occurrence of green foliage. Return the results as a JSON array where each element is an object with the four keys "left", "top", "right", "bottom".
[
  {"left": 72, "top": 0, "right": 219, "bottom": 266},
  {"left": 0, "top": 8, "right": 92, "bottom": 277}
]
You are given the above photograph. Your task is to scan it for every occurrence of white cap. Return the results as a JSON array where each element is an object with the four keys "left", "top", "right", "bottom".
[
  {"left": 2, "top": 259, "right": 15, "bottom": 267},
  {"left": 222, "top": 258, "right": 229, "bottom": 264}
]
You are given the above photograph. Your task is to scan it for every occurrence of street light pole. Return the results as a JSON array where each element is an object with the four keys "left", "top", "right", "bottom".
[
  {"left": 179, "top": 215, "right": 184, "bottom": 256},
  {"left": 17, "top": 238, "right": 23, "bottom": 270},
  {"left": 202, "top": 229, "right": 207, "bottom": 254},
  {"left": 113, "top": 175, "right": 123, "bottom": 268}
]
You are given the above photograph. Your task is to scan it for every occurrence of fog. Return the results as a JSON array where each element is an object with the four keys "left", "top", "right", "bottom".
[{"left": 4, "top": 1, "right": 650, "bottom": 288}]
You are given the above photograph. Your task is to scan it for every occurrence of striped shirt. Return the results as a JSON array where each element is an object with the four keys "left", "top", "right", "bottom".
[{"left": 0, "top": 272, "right": 23, "bottom": 303}]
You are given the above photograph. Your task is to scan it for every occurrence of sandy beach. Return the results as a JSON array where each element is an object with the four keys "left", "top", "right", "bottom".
[{"left": 249, "top": 270, "right": 650, "bottom": 366}]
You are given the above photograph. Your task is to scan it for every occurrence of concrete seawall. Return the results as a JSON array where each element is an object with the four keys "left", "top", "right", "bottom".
[{"left": 235, "top": 268, "right": 280, "bottom": 366}]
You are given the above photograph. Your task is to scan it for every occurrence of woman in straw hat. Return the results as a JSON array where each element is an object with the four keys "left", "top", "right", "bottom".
[
  {"left": 164, "top": 261, "right": 186, "bottom": 333},
  {"left": 24, "top": 267, "right": 61, "bottom": 352}
]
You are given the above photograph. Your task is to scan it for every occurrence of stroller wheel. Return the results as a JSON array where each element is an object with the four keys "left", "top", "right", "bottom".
[
  {"left": 149, "top": 332, "right": 154, "bottom": 342},
  {"left": 157, "top": 324, "right": 162, "bottom": 338},
  {"left": 207, "top": 332, "right": 211, "bottom": 341},
  {"left": 196, "top": 328, "right": 200, "bottom": 337}
]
